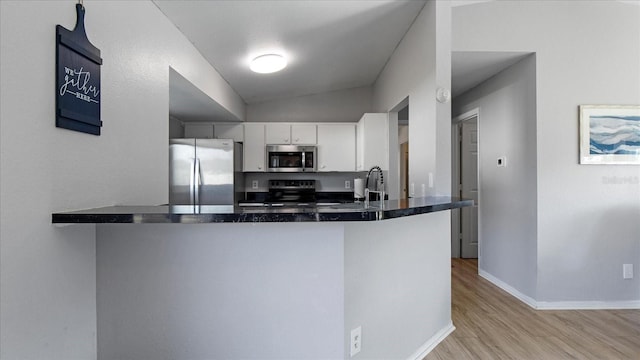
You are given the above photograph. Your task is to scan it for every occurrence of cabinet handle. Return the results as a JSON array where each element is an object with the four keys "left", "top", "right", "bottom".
[{"left": 294, "top": 138, "right": 299, "bottom": 142}]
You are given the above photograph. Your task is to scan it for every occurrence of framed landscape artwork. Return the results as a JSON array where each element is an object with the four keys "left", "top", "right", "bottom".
[{"left": 579, "top": 105, "right": 640, "bottom": 165}]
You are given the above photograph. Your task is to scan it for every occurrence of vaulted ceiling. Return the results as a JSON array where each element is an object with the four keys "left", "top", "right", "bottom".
[
  {"left": 155, "top": 0, "right": 427, "bottom": 105},
  {"left": 158, "top": 1, "right": 591, "bottom": 123}
]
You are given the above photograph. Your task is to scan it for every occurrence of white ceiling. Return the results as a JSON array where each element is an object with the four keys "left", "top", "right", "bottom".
[
  {"left": 159, "top": 1, "right": 545, "bottom": 122},
  {"left": 451, "top": 51, "right": 531, "bottom": 97},
  {"left": 154, "top": 0, "right": 427, "bottom": 104}
]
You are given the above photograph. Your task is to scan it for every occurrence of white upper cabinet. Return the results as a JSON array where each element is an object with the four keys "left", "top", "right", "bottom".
[
  {"left": 265, "top": 123, "right": 291, "bottom": 144},
  {"left": 184, "top": 123, "right": 214, "bottom": 138},
  {"left": 214, "top": 123, "right": 244, "bottom": 142},
  {"left": 243, "top": 123, "right": 265, "bottom": 172},
  {"left": 356, "top": 113, "right": 389, "bottom": 171},
  {"left": 265, "top": 123, "right": 317, "bottom": 144},
  {"left": 291, "top": 124, "right": 317, "bottom": 144},
  {"left": 317, "top": 124, "right": 356, "bottom": 172}
]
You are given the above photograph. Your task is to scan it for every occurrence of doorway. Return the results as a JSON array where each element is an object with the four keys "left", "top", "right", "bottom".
[
  {"left": 398, "top": 104, "right": 409, "bottom": 199},
  {"left": 390, "top": 98, "right": 409, "bottom": 200},
  {"left": 452, "top": 109, "right": 479, "bottom": 258},
  {"left": 400, "top": 142, "right": 409, "bottom": 199}
]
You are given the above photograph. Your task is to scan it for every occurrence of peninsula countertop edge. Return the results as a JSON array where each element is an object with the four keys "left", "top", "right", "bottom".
[{"left": 52, "top": 197, "right": 474, "bottom": 224}]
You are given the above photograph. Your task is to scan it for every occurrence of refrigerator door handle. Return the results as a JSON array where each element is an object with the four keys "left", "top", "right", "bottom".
[
  {"left": 189, "top": 158, "right": 196, "bottom": 205},
  {"left": 194, "top": 158, "right": 201, "bottom": 205}
]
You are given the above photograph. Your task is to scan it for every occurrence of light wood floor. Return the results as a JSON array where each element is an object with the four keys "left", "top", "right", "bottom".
[{"left": 425, "top": 259, "right": 640, "bottom": 360}]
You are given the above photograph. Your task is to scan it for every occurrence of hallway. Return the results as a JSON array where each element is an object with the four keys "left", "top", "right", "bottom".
[{"left": 426, "top": 259, "right": 640, "bottom": 359}]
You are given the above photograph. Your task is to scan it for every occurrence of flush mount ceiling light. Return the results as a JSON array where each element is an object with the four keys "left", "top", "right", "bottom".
[{"left": 250, "top": 54, "right": 287, "bottom": 74}]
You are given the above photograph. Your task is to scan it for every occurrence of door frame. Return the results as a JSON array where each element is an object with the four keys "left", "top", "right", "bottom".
[{"left": 451, "top": 108, "right": 480, "bottom": 259}]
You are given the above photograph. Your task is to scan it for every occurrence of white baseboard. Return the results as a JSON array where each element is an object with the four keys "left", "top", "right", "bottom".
[
  {"left": 479, "top": 269, "right": 640, "bottom": 310},
  {"left": 478, "top": 269, "right": 538, "bottom": 309},
  {"left": 406, "top": 322, "right": 455, "bottom": 360},
  {"left": 536, "top": 300, "right": 640, "bottom": 310}
]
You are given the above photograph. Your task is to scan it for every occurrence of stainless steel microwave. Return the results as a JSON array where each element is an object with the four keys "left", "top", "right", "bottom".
[{"left": 266, "top": 145, "right": 317, "bottom": 172}]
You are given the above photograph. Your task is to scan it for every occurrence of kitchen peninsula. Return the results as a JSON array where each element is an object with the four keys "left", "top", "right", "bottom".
[
  {"left": 53, "top": 196, "right": 470, "bottom": 223},
  {"left": 53, "top": 197, "right": 470, "bottom": 359}
]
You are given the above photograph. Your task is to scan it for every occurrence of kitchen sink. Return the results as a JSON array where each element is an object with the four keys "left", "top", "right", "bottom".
[{"left": 323, "top": 203, "right": 369, "bottom": 210}]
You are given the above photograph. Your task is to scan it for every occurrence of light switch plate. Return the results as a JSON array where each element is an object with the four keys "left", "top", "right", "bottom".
[{"left": 623, "top": 264, "right": 633, "bottom": 279}]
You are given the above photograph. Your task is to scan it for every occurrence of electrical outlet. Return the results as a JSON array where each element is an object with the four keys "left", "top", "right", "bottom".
[
  {"left": 623, "top": 264, "right": 633, "bottom": 279},
  {"left": 252, "top": 180, "right": 259, "bottom": 189},
  {"left": 350, "top": 326, "right": 361, "bottom": 357},
  {"left": 345, "top": 180, "right": 351, "bottom": 189}
]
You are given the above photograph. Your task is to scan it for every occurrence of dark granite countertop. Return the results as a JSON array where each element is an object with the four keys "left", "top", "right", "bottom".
[{"left": 51, "top": 197, "right": 473, "bottom": 224}]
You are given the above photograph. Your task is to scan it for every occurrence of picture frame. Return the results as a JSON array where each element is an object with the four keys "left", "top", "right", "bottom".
[{"left": 579, "top": 105, "right": 640, "bottom": 165}]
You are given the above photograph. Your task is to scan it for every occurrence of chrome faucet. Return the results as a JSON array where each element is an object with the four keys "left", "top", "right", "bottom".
[{"left": 364, "top": 166, "right": 385, "bottom": 208}]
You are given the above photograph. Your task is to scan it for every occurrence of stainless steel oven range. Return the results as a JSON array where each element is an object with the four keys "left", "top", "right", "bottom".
[{"left": 265, "top": 179, "right": 316, "bottom": 206}]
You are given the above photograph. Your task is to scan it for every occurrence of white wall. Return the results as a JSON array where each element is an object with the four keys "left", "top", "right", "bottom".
[
  {"left": 97, "top": 223, "right": 345, "bottom": 360},
  {"left": 96, "top": 215, "right": 453, "bottom": 359},
  {"left": 453, "top": 1, "right": 640, "bottom": 304},
  {"left": 344, "top": 212, "right": 452, "bottom": 359},
  {"left": 169, "top": 116, "right": 184, "bottom": 138},
  {"left": 453, "top": 55, "right": 538, "bottom": 299},
  {"left": 373, "top": 0, "right": 452, "bottom": 196},
  {"left": 247, "top": 86, "right": 372, "bottom": 123},
  {"left": 0, "top": 1, "right": 244, "bottom": 358}
]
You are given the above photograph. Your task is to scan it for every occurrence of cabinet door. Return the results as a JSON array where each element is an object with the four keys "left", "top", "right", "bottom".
[
  {"left": 243, "top": 123, "right": 265, "bottom": 172},
  {"left": 184, "top": 123, "right": 214, "bottom": 138},
  {"left": 356, "top": 120, "right": 365, "bottom": 171},
  {"left": 215, "top": 124, "right": 244, "bottom": 142},
  {"left": 357, "top": 113, "right": 389, "bottom": 171},
  {"left": 291, "top": 124, "right": 317, "bottom": 144},
  {"left": 317, "top": 124, "right": 356, "bottom": 172},
  {"left": 265, "top": 123, "right": 291, "bottom": 144}
]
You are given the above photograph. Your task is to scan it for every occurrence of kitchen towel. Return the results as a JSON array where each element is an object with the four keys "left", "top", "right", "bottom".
[{"left": 354, "top": 178, "right": 364, "bottom": 200}]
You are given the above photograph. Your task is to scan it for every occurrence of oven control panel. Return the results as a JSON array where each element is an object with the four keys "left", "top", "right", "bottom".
[{"left": 268, "top": 180, "right": 316, "bottom": 190}]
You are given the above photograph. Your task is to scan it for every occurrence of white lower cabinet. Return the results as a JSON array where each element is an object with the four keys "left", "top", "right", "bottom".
[
  {"left": 243, "top": 123, "right": 265, "bottom": 172},
  {"left": 317, "top": 124, "right": 356, "bottom": 172}
]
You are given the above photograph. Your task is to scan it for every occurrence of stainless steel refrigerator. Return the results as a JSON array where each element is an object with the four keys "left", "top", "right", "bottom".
[{"left": 169, "top": 138, "right": 244, "bottom": 205}]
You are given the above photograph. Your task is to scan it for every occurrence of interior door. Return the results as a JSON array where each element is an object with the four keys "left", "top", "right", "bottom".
[
  {"left": 461, "top": 117, "right": 479, "bottom": 258},
  {"left": 400, "top": 142, "right": 409, "bottom": 199}
]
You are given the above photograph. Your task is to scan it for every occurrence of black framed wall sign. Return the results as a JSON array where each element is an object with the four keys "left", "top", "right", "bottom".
[{"left": 56, "top": 2, "right": 103, "bottom": 135}]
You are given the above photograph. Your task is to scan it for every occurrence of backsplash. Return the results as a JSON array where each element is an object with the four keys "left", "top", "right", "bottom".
[{"left": 243, "top": 171, "right": 387, "bottom": 192}]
